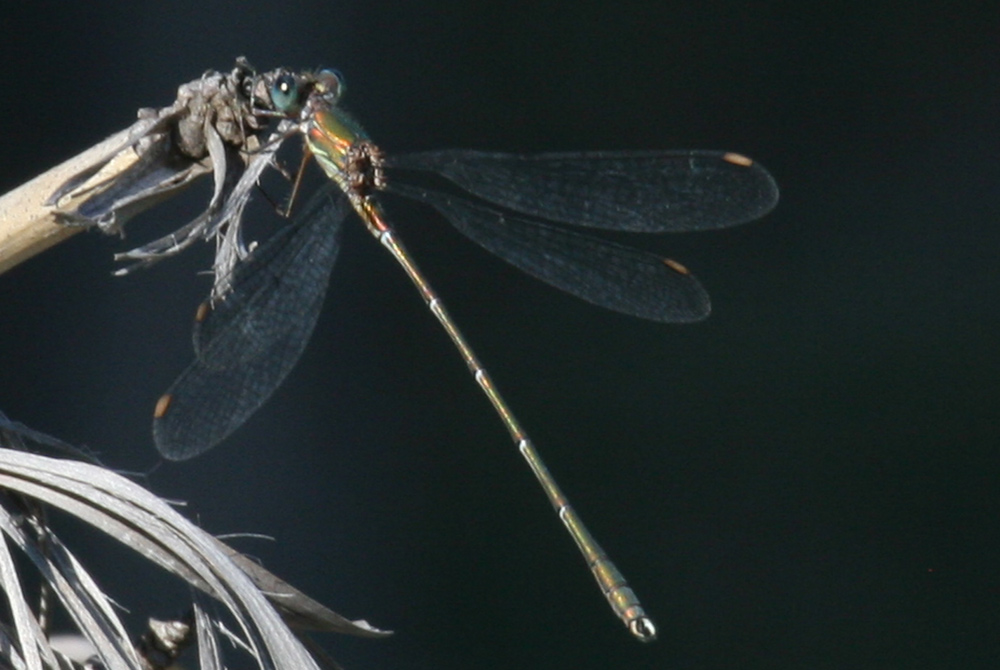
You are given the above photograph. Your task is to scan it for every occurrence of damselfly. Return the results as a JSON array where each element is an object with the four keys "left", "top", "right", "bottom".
[{"left": 153, "top": 67, "right": 779, "bottom": 641}]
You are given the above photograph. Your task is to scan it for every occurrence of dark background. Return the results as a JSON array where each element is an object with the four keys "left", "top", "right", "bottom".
[{"left": 2, "top": 1, "right": 999, "bottom": 667}]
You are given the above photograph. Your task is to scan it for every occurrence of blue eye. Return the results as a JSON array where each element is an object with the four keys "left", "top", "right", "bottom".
[
  {"left": 270, "top": 73, "right": 300, "bottom": 114},
  {"left": 316, "top": 69, "right": 345, "bottom": 102}
]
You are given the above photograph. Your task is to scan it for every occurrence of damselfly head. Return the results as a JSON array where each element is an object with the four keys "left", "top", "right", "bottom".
[{"left": 266, "top": 68, "right": 345, "bottom": 118}]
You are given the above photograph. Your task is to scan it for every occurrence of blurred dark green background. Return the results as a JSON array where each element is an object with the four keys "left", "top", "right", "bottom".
[{"left": 2, "top": 1, "right": 998, "bottom": 667}]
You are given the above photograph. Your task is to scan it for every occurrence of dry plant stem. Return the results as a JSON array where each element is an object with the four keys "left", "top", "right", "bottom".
[{"left": 0, "top": 130, "right": 139, "bottom": 275}]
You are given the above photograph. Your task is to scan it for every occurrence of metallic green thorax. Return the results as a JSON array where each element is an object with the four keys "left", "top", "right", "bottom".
[
  {"left": 269, "top": 69, "right": 382, "bottom": 198},
  {"left": 306, "top": 106, "right": 379, "bottom": 195}
]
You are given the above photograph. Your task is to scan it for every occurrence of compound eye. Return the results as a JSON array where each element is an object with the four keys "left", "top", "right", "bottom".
[
  {"left": 316, "top": 68, "right": 345, "bottom": 102},
  {"left": 270, "top": 72, "right": 300, "bottom": 114}
]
